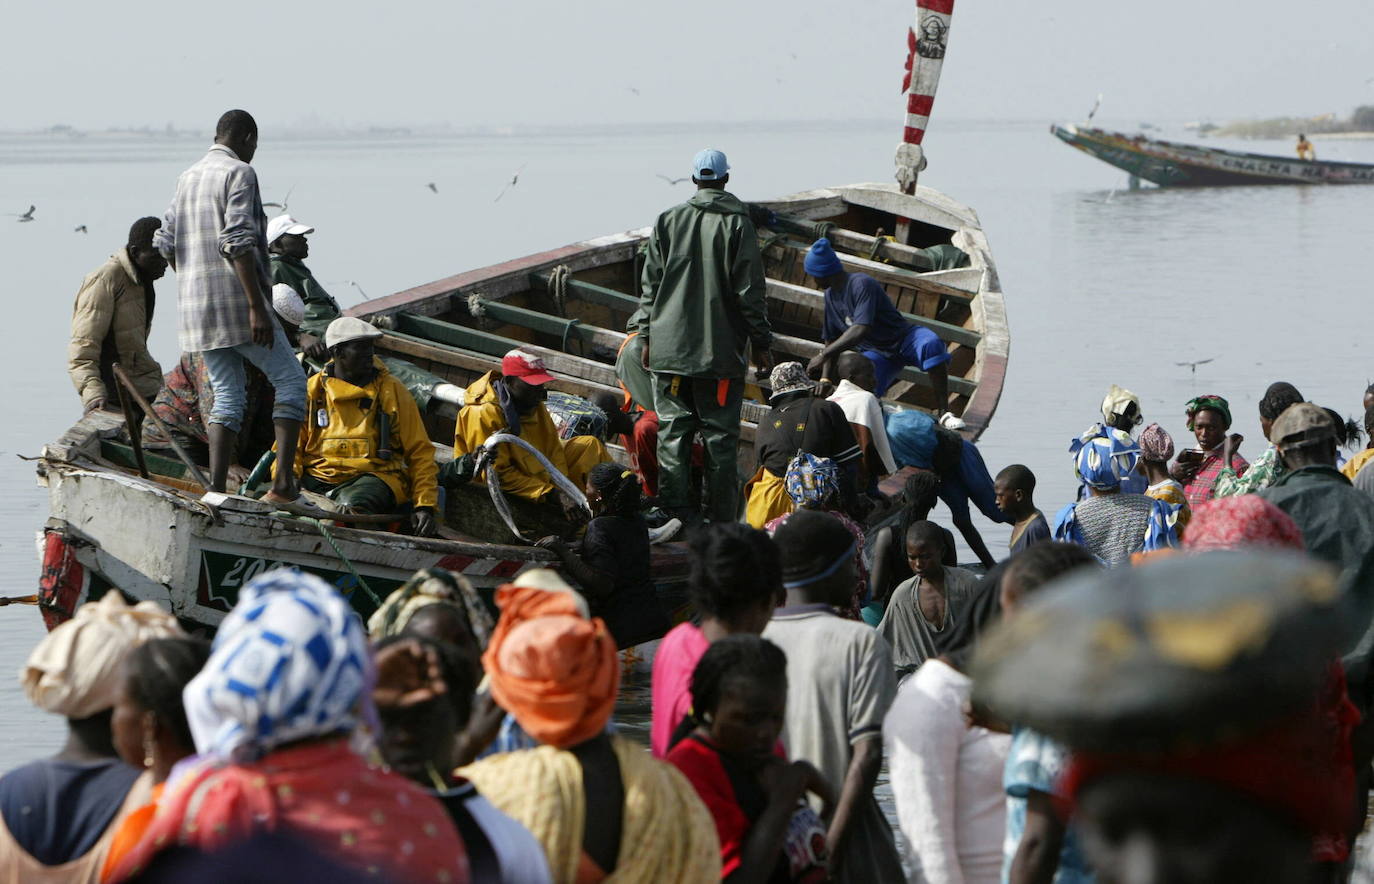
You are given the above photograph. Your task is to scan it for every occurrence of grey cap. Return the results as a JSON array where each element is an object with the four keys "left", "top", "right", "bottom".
[
  {"left": 1270, "top": 402, "right": 1335, "bottom": 450},
  {"left": 324, "top": 316, "right": 383, "bottom": 350}
]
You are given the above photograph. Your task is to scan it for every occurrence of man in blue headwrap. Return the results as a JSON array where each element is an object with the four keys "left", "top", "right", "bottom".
[
  {"left": 802, "top": 238, "right": 957, "bottom": 426},
  {"left": 1053, "top": 429, "right": 1177, "bottom": 567}
]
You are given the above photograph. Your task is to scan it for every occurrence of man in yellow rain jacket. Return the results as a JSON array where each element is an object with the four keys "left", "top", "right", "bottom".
[
  {"left": 289, "top": 317, "right": 439, "bottom": 535},
  {"left": 454, "top": 349, "right": 610, "bottom": 503}
]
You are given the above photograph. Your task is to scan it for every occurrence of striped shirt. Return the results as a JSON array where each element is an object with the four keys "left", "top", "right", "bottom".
[{"left": 154, "top": 145, "right": 273, "bottom": 352}]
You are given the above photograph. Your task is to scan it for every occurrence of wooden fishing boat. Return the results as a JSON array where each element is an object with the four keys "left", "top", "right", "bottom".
[
  {"left": 33, "top": 181, "right": 1006, "bottom": 632},
  {"left": 1052, "top": 123, "right": 1374, "bottom": 187},
  {"left": 33, "top": 0, "right": 1006, "bottom": 635}
]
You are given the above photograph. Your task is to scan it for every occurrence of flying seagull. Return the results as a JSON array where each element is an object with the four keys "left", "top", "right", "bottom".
[
  {"left": 330, "top": 280, "right": 369, "bottom": 300},
  {"left": 1087, "top": 93, "right": 1103, "bottom": 123},
  {"left": 495, "top": 165, "right": 527, "bottom": 202},
  {"left": 74, "top": 225, "right": 87, "bottom": 234},
  {"left": 1175, "top": 358, "right": 1214, "bottom": 376},
  {"left": 9, "top": 205, "right": 35, "bottom": 222},
  {"left": 263, "top": 185, "right": 295, "bottom": 211},
  {"left": 656, "top": 174, "right": 689, "bottom": 186},
  {"left": 426, "top": 182, "right": 438, "bottom": 193},
  {"left": 627, "top": 86, "right": 640, "bottom": 96}
]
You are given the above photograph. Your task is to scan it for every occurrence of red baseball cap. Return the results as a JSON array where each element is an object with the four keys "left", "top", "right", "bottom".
[{"left": 501, "top": 349, "right": 556, "bottom": 385}]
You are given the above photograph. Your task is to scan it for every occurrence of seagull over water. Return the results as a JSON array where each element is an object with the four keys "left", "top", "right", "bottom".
[
  {"left": 9, "top": 205, "right": 35, "bottom": 222},
  {"left": 1175, "top": 357, "right": 1214, "bottom": 376},
  {"left": 74, "top": 225, "right": 87, "bottom": 234},
  {"left": 1087, "top": 93, "right": 1103, "bottom": 123},
  {"left": 656, "top": 174, "right": 689, "bottom": 186},
  {"left": 427, "top": 182, "right": 438, "bottom": 193},
  {"left": 263, "top": 185, "right": 294, "bottom": 211},
  {"left": 495, "top": 165, "right": 527, "bottom": 202}
]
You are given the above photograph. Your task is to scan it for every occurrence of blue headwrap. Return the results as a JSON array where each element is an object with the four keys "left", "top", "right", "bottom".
[
  {"left": 184, "top": 569, "right": 375, "bottom": 763},
  {"left": 803, "top": 238, "right": 844, "bottom": 278},
  {"left": 785, "top": 452, "right": 841, "bottom": 509},
  {"left": 1069, "top": 426, "right": 1141, "bottom": 490}
]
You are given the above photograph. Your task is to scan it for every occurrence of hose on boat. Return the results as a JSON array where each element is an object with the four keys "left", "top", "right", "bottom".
[{"left": 477, "top": 432, "right": 592, "bottom": 544}]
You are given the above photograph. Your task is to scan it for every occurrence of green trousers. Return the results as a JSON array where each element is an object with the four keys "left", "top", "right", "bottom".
[
  {"left": 303, "top": 473, "right": 397, "bottom": 514},
  {"left": 653, "top": 373, "right": 743, "bottom": 523}
]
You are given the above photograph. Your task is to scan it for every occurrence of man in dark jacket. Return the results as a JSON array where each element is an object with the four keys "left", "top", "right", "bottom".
[
  {"left": 635, "top": 149, "right": 773, "bottom": 523},
  {"left": 1261, "top": 403, "right": 1374, "bottom": 710}
]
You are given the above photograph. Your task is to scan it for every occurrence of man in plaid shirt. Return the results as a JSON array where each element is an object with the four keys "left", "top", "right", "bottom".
[{"left": 155, "top": 110, "right": 308, "bottom": 502}]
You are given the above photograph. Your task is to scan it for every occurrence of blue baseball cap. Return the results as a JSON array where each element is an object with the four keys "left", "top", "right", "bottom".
[{"left": 692, "top": 148, "right": 730, "bottom": 181}]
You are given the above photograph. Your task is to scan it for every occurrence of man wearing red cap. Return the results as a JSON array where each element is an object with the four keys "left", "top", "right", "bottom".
[{"left": 453, "top": 349, "right": 610, "bottom": 503}]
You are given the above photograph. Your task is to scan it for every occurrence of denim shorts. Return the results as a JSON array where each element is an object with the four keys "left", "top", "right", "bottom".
[{"left": 202, "top": 320, "right": 307, "bottom": 432}]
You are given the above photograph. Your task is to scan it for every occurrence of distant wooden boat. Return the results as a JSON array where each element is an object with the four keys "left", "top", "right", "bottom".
[{"left": 1052, "top": 123, "right": 1374, "bottom": 186}]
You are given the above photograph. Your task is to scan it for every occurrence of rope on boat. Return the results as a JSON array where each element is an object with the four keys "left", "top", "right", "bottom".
[
  {"left": 547, "top": 265, "right": 572, "bottom": 318},
  {"left": 282, "top": 514, "right": 385, "bottom": 610},
  {"left": 478, "top": 432, "right": 592, "bottom": 544},
  {"left": 812, "top": 220, "right": 838, "bottom": 243}
]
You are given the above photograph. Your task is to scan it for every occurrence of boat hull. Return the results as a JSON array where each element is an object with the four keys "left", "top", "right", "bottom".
[{"left": 1052, "top": 124, "right": 1374, "bottom": 187}]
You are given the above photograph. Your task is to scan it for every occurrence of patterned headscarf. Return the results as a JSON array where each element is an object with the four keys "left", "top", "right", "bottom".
[
  {"left": 367, "top": 567, "right": 494, "bottom": 647},
  {"left": 1070, "top": 426, "right": 1141, "bottom": 490},
  {"left": 1183, "top": 496, "right": 1305, "bottom": 552},
  {"left": 1138, "top": 423, "right": 1175, "bottom": 463},
  {"left": 184, "top": 570, "right": 374, "bottom": 763},
  {"left": 1185, "top": 394, "right": 1232, "bottom": 430},
  {"left": 483, "top": 570, "right": 617, "bottom": 749},
  {"left": 23, "top": 593, "right": 183, "bottom": 719},
  {"left": 768, "top": 362, "right": 814, "bottom": 400},
  {"left": 1100, "top": 384, "right": 1141, "bottom": 427},
  {"left": 785, "top": 452, "right": 841, "bottom": 509}
]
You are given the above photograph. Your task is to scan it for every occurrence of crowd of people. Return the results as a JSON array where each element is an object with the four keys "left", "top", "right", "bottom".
[{"left": 34, "top": 106, "right": 1374, "bottom": 882}]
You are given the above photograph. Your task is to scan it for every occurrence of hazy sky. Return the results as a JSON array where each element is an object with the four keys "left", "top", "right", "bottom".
[{"left": 9, "top": 0, "right": 1374, "bottom": 132}]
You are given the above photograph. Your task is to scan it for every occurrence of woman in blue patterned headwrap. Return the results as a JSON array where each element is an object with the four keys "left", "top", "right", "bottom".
[
  {"left": 112, "top": 570, "right": 471, "bottom": 883},
  {"left": 764, "top": 454, "right": 869, "bottom": 620},
  {"left": 1052, "top": 429, "right": 1177, "bottom": 567}
]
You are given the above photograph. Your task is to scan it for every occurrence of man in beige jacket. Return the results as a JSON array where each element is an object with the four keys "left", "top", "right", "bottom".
[{"left": 68, "top": 217, "right": 167, "bottom": 414}]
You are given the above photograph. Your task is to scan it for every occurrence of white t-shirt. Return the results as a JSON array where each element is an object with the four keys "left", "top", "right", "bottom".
[
  {"left": 885, "top": 658, "right": 1011, "bottom": 884},
  {"left": 763, "top": 604, "right": 903, "bottom": 883},
  {"left": 439, "top": 782, "right": 553, "bottom": 884},
  {"left": 828, "top": 379, "right": 898, "bottom": 474}
]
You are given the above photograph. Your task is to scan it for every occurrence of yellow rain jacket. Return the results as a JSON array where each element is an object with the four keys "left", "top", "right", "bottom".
[
  {"left": 454, "top": 371, "right": 609, "bottom": 501},
  {"left": 290, "top": 358, "right": 439, "bottom": 509}
]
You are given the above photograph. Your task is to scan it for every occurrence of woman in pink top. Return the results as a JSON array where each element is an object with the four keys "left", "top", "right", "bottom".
[{"left": 650, "top": 523, "right": 783, "bottom": 756}]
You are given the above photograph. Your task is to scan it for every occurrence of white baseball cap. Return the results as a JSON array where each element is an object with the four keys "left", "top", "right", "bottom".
[
  {"left": 271, "top": 283, "right": 305, "bottom": 326},
  {"left": 324, "top": 316, "right": 383, "bottom": 349},
  {"left": 266, "top": 214, "right": 314, "bottom": 245}
]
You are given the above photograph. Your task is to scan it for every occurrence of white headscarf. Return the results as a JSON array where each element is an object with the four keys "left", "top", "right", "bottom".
[
  {"left": 22, "top": 593, "right": 184, "bottom": 719},
  {"left": 183, "top": 569, "right": 374, "bottom": 763}
]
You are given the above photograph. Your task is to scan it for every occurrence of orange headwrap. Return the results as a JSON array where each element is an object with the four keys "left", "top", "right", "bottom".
[{"left": 483, "top": 571, "right": 619, "bottom": 749}]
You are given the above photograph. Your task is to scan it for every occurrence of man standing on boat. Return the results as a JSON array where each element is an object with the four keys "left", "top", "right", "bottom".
[
  {"left": 67, "top": 216, "right": 167, "bottom": 417},
  {"left": 803, "top": 238, "right": 961, "bottom": 428},
  {"left": 154, "top": 109, "right": 309, "bottom": 504},
  {"left": 635, "top": 148, "right": 773, "bottom": 525}
]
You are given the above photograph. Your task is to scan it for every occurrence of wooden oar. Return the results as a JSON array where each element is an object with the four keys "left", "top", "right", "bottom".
[
  {"left": 112, "top": 364, "right": 213, "bottom": 491},
  {"left": 0, "top": 595, "right": 38, "bottom": 607},
  {"left": 111, "top": 366, "right": 149, "bottom": 479}
]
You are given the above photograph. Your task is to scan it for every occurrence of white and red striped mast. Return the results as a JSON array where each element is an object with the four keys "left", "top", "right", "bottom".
[{"left": 895, "top": 0, "right": 954, "bottom": 194}]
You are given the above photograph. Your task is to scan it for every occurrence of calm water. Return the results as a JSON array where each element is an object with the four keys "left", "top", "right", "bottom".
[{"left": 3, "top": 121, "right": 1373, "bottom": 782}]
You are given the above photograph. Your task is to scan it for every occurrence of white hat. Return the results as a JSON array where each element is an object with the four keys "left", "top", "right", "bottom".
[
  {"left": 266, "top": 214, "right": 314, "bottom": 245},
  {"left": 271, "top": 283, "right": 306, "bottom": 326},
  {"left": 325, "top": 316, "right": 383, "bottom": 349}
]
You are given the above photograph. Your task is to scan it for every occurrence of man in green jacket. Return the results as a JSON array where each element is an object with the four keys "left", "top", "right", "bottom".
[
  {"left": 635, "top": 149, "right": 772, "bottom": 523},
  {"left": 267, "top": 214, "right": 339, "bottom": 361}
]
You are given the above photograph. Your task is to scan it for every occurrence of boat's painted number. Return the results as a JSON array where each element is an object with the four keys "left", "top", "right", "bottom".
[{"left": 220, "top": 556, "right": 289, "bottom": 588}]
